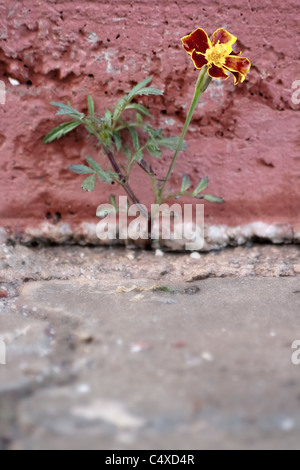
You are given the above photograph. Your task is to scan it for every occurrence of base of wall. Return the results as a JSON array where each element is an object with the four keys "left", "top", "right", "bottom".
[{"left": 1, "top": 221, "right": 299, "bottom": 251}]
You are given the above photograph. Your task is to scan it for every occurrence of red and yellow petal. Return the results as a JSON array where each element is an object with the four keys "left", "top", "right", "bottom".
[
  {"left": 191, "top": 51, "right": 208, "bottom": 70},
  {"left": 212, "top": 28, "right": 237, "bottom": 47},
  {"left": 230, "top": 50, "right": 242, "bottom": 56},
  {"left": 181, "top": 28, "right": 211, "bottom": 55},
  {"left": 224, "top": 55, "right": 251, "bottom": 82},
  {"left": 229, "top": 71, "right": 240, "bottom": 85},
  {"left": 207, "top": 64, "right": 229, "bottom": 80}
]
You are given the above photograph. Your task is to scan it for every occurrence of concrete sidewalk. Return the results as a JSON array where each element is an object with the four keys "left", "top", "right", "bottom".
[{"left": 0, "top": 244, "right": 300, "bottom": 450}]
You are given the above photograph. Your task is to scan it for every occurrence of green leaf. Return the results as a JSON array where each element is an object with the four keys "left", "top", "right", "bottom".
[
  {"left": 113, "top": 96, "right": 128, "bottom": 122},
  {"left": 135, "top": 87, "right": 164, "bottom": 97},
  {"left": 181, "top": 174, "right": 192, "bottom": 193},
  {"left": 82, "top": 174, "right": 96, "bottom": 192},
  {"left": 69, "top": 164, "right": 95, "bottom": 175},
  {"left": 109, "top": 195, "right": 118, "bottom": 213},
  {"left": 85, "top": 157, "right": 112, "bottom": 184},
  {"left": 107, "top": 170, "right": 119, "bottom": 181},
  {"left": 122, "top": 146, "right": 132, "bottom": 160},
  {"left": 193, "top": 177, "right": 209, "bottom": 196},
  {"left": 128, "top": 127, "right": 139, "bottom": 150},
  {"left": 146, "top": 140, "right": 162, "bottom": 158},
  {"left": 157, "top": 137, "right": 187, "bottom": 152},
  {"left": 43, "top": 121, "right": 81, "bottom": 143},
  {"left": 50, "top": 102, "right": 85, "bottom": 119},
  {"left": 125, "top": 103, "right": 151, "bottom": 117},
  {"left": 134, "top": 148, "right": 144, "bottom": 162},
  {"left": 113, "top": 132, "right": 122, "bottom": 151},
  {"left": 128, "top": 76, "right": 153, "bottom": 100},
  {"left": 105, "top": 110, "right": 112, "bottom": 126},
  {"left": 88, "top": 96, "right": 95, "bottom": 116},
  {"left": 136, "top": 112, "right": 143, "bottom": 124},
  {"left": 144, "top": 125, "right": 163, "bottom": 139},
  {"left": 203, "top": 195, "right": 224, "bottom": 204}
]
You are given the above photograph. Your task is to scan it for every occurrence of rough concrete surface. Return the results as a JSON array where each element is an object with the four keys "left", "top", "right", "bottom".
[
  {"left": 0, "top": 0, "right": 300, "bottom": 243},
  {"left": 0, "top": 243, "right": 300, "bottom": 450}
]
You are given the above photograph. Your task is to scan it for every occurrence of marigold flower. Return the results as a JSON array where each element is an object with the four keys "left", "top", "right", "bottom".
[{"left": 181, "top": 27, "right": 251, "bottom": 85}]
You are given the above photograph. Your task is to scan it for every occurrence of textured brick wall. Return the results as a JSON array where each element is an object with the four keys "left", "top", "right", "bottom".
[{"left": 0, "top": 0, "right": 299, "bottom": 245}]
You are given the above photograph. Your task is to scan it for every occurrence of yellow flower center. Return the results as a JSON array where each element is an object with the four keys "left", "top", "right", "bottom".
[{"left": 205, "top": 43, "right": 231, "bottom": 67}]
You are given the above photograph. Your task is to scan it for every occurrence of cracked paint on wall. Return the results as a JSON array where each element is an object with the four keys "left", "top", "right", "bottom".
[{"left": 0, "top": 0, "right": 299, "bottom": 246}]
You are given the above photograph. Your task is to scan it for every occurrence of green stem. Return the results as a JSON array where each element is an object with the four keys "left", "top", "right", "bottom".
[
  {"left": 83, "top": 118, "right": 149, "bottom": 219},
  {"left": 115, "top": 123, "right": 143, "bottom": 132},
  {"left": 159, "top": 67, "right": 212, "bottom": 199},
  {"left": 126, "top": 144, "right": 147, "bottom": 177}
]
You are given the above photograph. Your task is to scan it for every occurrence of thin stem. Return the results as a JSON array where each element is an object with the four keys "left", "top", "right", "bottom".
[
  {"left": 126, "top": 144, "right": 147, "bottom": 177},
  {"left": 137, "top": 159, "right": 156, "bottom": 177},
  {"left": 103, "top": 146, "right": 149, "bottom": 219},
  {"left": 159, "top": 67, "right": 212, "bottom": 199}
]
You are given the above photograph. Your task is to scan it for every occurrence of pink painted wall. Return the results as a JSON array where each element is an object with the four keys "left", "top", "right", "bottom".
[{"left": 0, "top": 0, "right": 299, "bottom": 242}]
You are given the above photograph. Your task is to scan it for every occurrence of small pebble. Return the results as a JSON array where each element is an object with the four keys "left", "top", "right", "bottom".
[
  {"left": 155, "top": 249, "right": 164, "bottom": 257},
  {"left": 131, "top": 342, "right": 152, "bottom": 353},
  {"left": 8, "top": 77, "right": 20, "bottom": 86},
  {"left": 190, "top": 252, "right": 201, "bottom": 259},
  {"left": 76, "top": 384, "right": 91, "bottom": 395},
  {"left": 0, "top": 290, "right": 8, "bottom": 299},
  {"left": 184, "top": 286, "right": 201, "bottom": 295},
  {"left": 202, "top": 352, "right": 214, "bottom": 362},
  {"left": 293, "top": 265, "right": 300, "bottom": 274}
]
